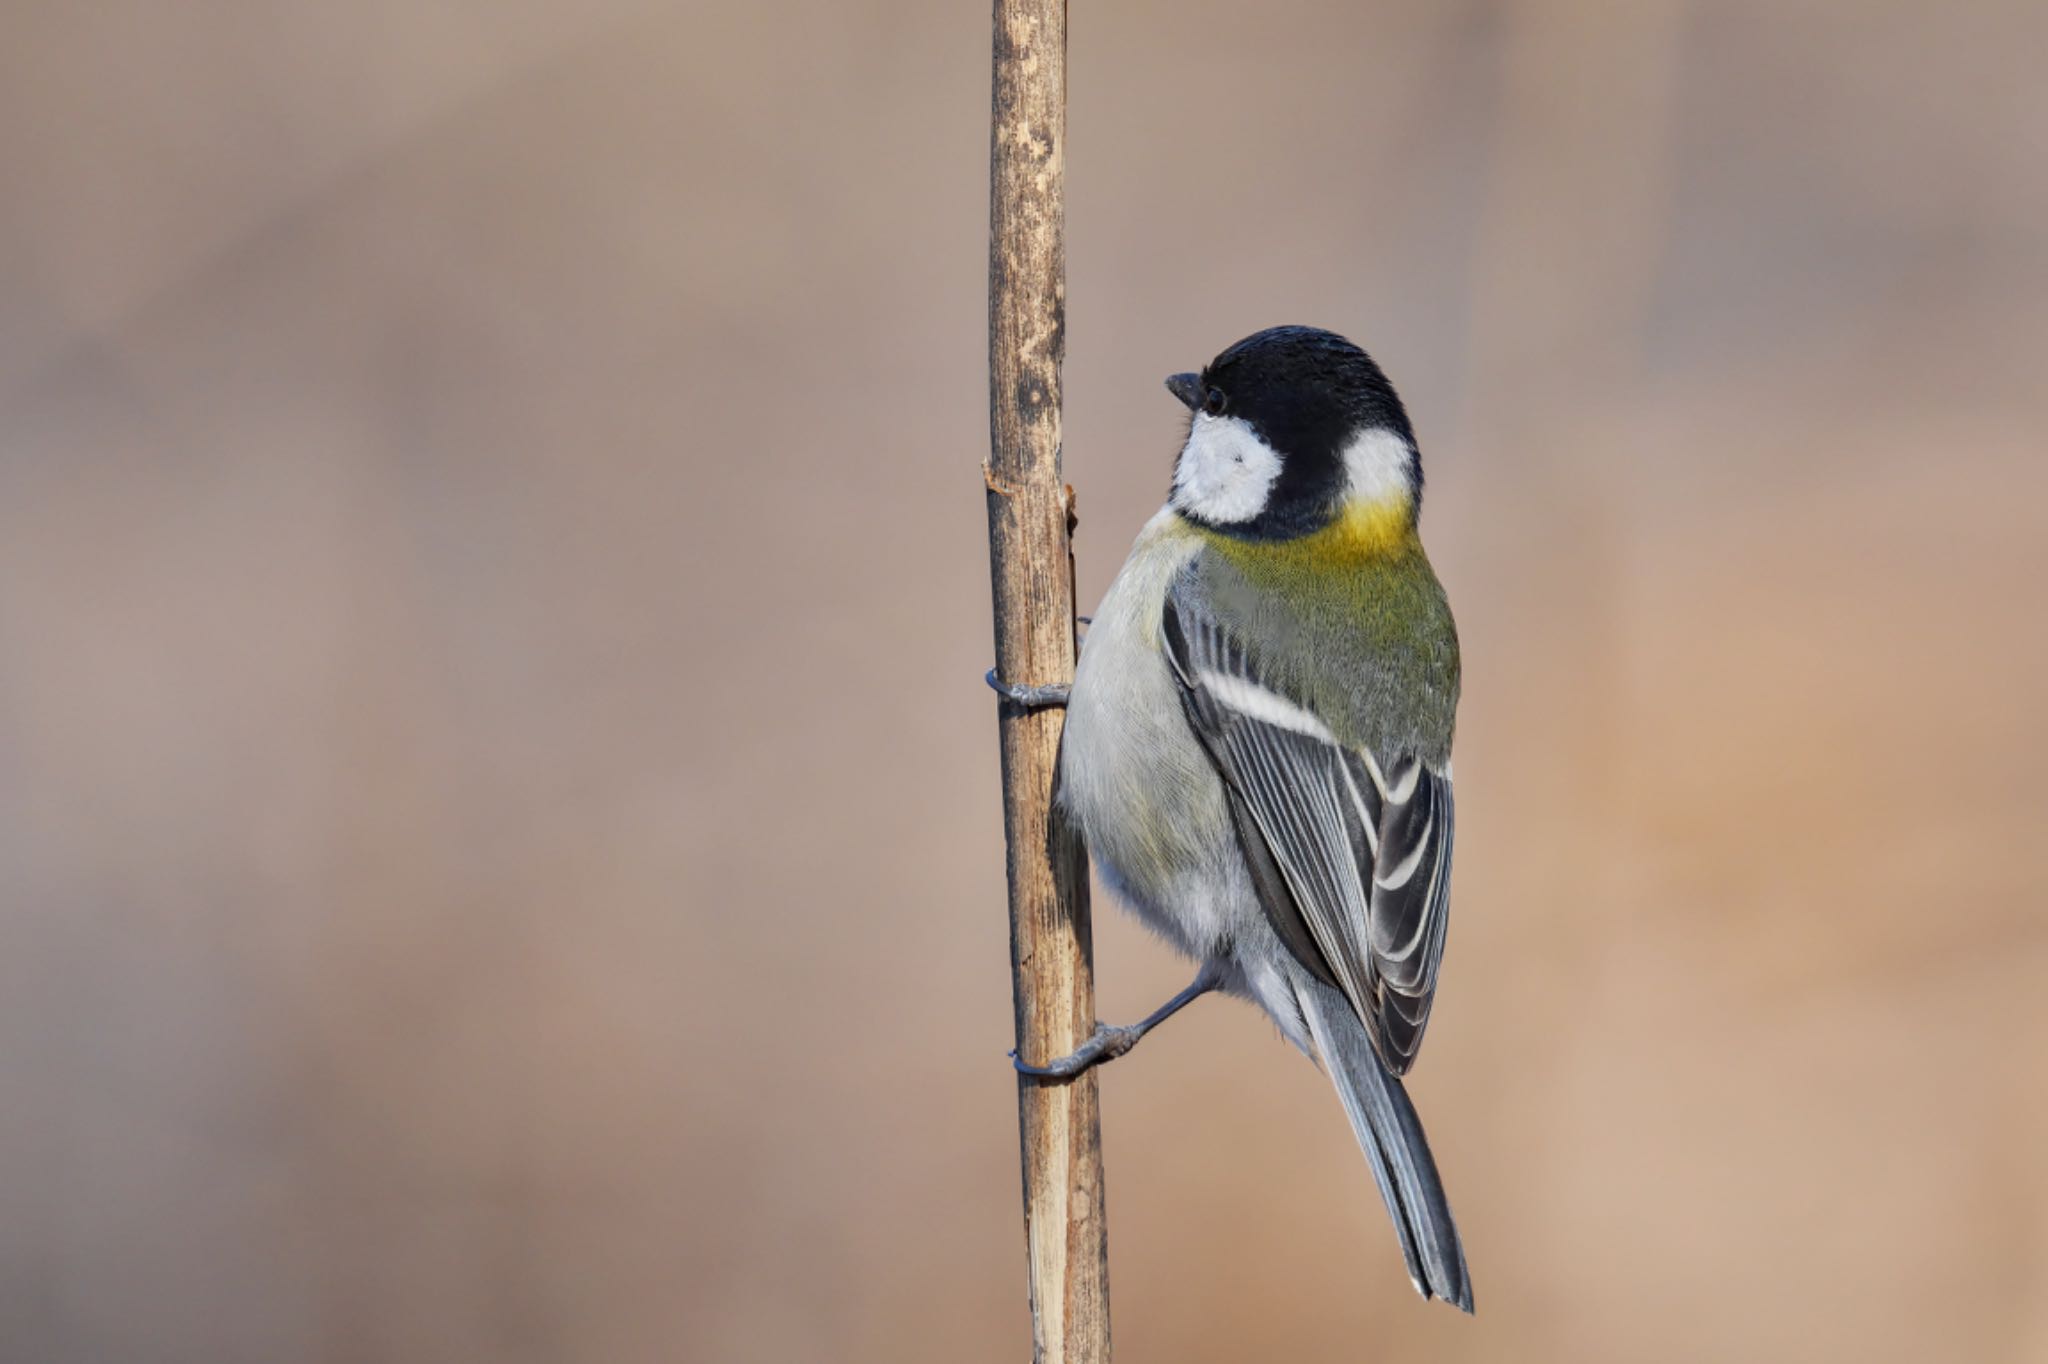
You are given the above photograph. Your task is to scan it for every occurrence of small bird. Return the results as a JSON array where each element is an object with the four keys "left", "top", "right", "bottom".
[{"left": 1021, "top": 325, "right": 1471, "bottom": 1309}]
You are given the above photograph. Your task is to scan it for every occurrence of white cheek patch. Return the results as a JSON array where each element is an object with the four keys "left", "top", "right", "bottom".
[
  {"left": 1170, "top": 414, "right": 1283, "bottom": 524},
  {"left": 1341, "top": 426, "right": 1417, "bottom": 506}
]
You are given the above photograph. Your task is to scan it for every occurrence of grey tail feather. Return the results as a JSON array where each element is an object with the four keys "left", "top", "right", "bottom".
[{"left": 1299, "top": 978, "right": 1473, "bottom": 1312}]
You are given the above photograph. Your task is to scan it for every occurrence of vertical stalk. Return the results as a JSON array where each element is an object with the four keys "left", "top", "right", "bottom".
[{"left": 985, "top": 1, "right": 1110, "bottom": 1360}]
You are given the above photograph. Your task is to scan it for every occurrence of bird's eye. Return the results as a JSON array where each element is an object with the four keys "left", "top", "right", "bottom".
[{"left": 1202, "top": 387, "right": 1227, "bottom": 417}]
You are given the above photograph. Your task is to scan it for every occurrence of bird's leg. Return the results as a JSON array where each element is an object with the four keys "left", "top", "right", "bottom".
[
  {"left": 985, "top": 616, "right": 1091, "bottom": 712},
  {"left": 985, "top": 668, "right": 1070, "bottom": 710},
  {"left": 1012, "top": 962, "right": 1224, "bottom": 1078}
]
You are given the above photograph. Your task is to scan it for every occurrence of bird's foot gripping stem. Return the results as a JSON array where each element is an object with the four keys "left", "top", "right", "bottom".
[
  {"left": 1010, "top": 964, "right": 1223, "bottom": 1079},
  {"left": 1012, "top": 1022, "right": 1144, "bottom": 1078},
  {"left": 985, "top": 669, "right": 1070, "bottom": 710}
]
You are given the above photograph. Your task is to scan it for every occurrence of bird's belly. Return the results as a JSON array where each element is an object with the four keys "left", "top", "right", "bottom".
[{"left": 1058, "top": 517, "right": 1249, "bottom": 959}]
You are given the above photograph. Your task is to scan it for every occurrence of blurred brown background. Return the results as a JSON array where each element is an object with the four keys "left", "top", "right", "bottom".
[{"left": 2, "top": 1, "right": 2045, "bottom": 1361}]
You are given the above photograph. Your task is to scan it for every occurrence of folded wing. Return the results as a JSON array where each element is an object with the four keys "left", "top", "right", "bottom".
[{"left": 1162, "top": 587, "right": 1453, "bottom": 1073}]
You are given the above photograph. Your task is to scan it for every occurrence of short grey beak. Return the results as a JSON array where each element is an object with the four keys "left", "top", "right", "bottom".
[{"left": 1164, "top": 372, "right": 1204, "bottom": 410}]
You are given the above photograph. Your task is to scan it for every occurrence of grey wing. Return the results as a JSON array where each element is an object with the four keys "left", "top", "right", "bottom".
[{"left": 1161, "top": 587, "right": 1454, "bottom": 1075}]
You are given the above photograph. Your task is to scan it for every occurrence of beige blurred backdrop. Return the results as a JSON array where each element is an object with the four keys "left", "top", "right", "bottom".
[{"left": 3, "top": 2, "right": 2045, "bottom": 1361}]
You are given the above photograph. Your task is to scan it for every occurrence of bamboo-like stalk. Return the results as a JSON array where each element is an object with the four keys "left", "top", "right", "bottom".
[{"left": 984, "top": 1, "right": 1110, "bottom": 1360}]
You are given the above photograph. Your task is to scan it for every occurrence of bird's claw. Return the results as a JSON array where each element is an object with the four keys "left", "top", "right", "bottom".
[
  {"left": 1010, "top": 1023, "right": 1140, "bottom": 1079},
  {"left": 986, "top": 669, "right": 1071, "bottom": 710}
]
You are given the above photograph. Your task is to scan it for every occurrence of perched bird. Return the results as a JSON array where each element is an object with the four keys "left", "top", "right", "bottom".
[{"left": 1024, "top": 325, "right": 1471, "bottom": 1309}]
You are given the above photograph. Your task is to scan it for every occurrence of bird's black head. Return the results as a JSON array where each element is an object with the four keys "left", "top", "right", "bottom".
[{"left": 1164, "top": 325, "right": 1420, "bottom": 541}]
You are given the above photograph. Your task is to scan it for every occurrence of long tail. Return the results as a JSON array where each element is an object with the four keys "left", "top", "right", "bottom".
[{"left": 1298, "top": 976, "right": 1473, "bottom": 1311}]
